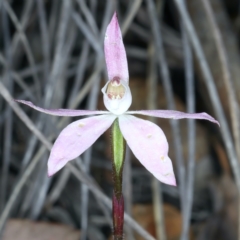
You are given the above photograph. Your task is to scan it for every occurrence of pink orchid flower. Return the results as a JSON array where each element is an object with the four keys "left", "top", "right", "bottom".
[{"left": 16, "top": 12, "right": 219, "bottom": 186}]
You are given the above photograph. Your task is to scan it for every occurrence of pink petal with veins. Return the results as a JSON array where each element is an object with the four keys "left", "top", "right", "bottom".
[
  {"left": 128, "top": 110, "right": 220, "bottom": 126},
  {"left": 15, "top": 100, "right": 109, "bottom": 116},
  {"left": 48, "top": 114, "right": 116, "bottom": 176},
  {"left": 104, "top": 12, "right": 129, "bottom": 82},
  {"left": 119, "top": 115, "right": 176, "bottom": 186}
]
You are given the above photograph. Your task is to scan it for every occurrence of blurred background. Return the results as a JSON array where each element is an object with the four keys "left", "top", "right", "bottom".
[{"left": 0, "top": 0, "right": 240, "bottom": 239}]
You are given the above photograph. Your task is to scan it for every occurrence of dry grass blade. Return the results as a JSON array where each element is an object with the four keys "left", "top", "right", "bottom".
[
  {"left": 121, "top": 0, "right": 143, "bottom": 36},
  {"left": 36, "top": 0, "right": 50, "bottom": 84},
  {"left": 180, "top": 2, "right": 195, "bottom": 240},
  {"left": 1, "top": 6, "right": 13, "bottom": 213}
]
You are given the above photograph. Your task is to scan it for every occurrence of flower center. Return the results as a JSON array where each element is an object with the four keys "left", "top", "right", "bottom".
[{"left": 106, "top": 77, "right": 125, "bottom": 100}]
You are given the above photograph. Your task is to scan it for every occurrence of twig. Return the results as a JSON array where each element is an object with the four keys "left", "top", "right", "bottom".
[
  {"left": 46, "top": 167, "right": 71, "bottom": 205},
  {"left": 179, "top": 1, "right": 195, "bottom": 239},
  {"left": 0, "top": 54, "right": 35, "bottom": 100},
  {"left": 99, "top": 0, "right": 114, "bottom": 42},
  {"left": 76, "top": 0, "right": 99, "bottom": 36},
  {"left": 72, "top": 10, "right": 102, "bottom": 55},
  {"left": 1, "top": 5, "right": 13, "bottom": 212},
  {"left": 44, "top": 0, "right": 72, "bottom": 107},
  {"left": 48, "top": 0, "right": 59, "bottom": 47},
  {"left": 121, "top": 0, "right": 142, "bottom": 36},
  {"left": 69, "top": 40, "right": 90, "bottom": 106},
  {"left": 36, "top": 0, "right": 50, "bottom": 85}
]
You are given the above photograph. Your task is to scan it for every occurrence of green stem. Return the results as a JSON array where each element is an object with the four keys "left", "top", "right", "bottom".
[{"left": 111, "top": 118, "right": 126, "bottom": 239}]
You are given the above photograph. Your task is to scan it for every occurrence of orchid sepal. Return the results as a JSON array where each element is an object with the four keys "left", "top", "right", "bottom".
[
  {"left": 127, "top": 110, "right": 220, "bottom": 126},
  {"left": 15, "top": 100, "right": 109, "bottom": 117},
  {"left": 104, "top": 12, "right": 129, "bottom": 83}
]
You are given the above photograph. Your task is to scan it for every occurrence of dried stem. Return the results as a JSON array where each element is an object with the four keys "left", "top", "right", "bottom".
[{"left": 180, "top": 1, "right": 195, "bottom": 239}]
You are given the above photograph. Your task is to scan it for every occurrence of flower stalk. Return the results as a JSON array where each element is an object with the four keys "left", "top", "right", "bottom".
[
  {"left": 111, "top": 118, "right": 126, "bottom": 239},
  {"left": 112, "top": 193, "right": 124, "bottom": 240}
]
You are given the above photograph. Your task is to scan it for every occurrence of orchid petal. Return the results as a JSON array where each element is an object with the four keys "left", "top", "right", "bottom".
[
  {"left": 104, "top": 12, "right": 129, "bottom": 83},
  {"left": 119, "top": 115, "right": 176, "bottom": 186},
  {"left": 128, "top": 110, "right": 220, "bottom": 126},
  {"left": 48, "top": 114, "right": 116, "bottom": 176},
  {"left": 16, "top": 100, "right": 109, "bottom": 116}
]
